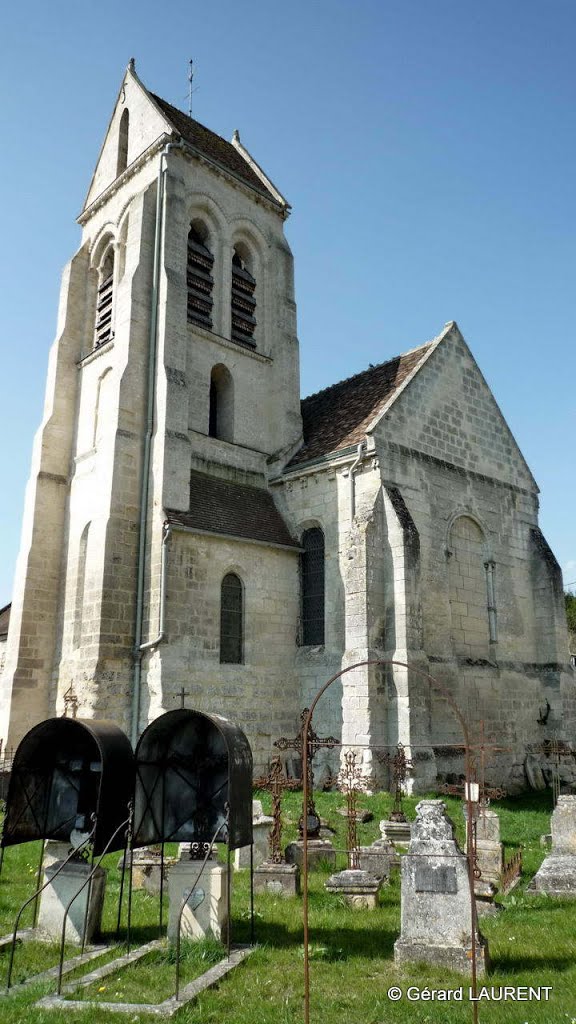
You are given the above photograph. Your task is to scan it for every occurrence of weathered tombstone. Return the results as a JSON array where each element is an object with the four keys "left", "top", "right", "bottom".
[
  {"left": 466, "top": 805, "right": 502, "bottom": 886},
  {"left": 530, "top": 794, "right": 576, "bottom": 895},
  {"left": 394, "top": 799, "right": 489, "bottom": 974},
  {"left": 357, "top": 836, "right": 395, "bottom": 881},
  {"left": 234, "top": 801, "right": 274, "bottom": 870},
  {"left": 167, "top": 847, "right": 227, "bottom": 941},
  {"left": 37, "top": 859, "right": 106, "bottom": 944},
  {"left": 325, "top": 868, "right": 382, "bottom": 908},
  {"left": 379, "top": 817, "right": 412, "bottom": 847}
]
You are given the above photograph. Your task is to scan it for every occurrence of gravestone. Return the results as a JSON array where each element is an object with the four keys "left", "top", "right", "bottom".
[
  {"left": 37, "top": 857, "right": 106, "bottom": 944},
  {"left": 234, "top": 800, "right": 274, "bottom": 870},
  {"left": 167, "top": 849, "right": 228, "bottom": 941},
  {"left": 357, "top": 836, "right": 395, "bottom": 881},
  {"left": 394, "top": 799, "right": 488, "bottom": 974},
  {"left": 325, "top": 868, "right": 382, "bottom": 908},
  {"left": 530, "top": 794, "right": 576, "bottom": 896},
  {"left": 465, "top": 806, "right": 502, "bottom": 887},
  {"left": 380, "top": 818, "right": 411, "bottom": 847},
  {"left": 253, "top": 861, "right": 300, "bottom": 896}
]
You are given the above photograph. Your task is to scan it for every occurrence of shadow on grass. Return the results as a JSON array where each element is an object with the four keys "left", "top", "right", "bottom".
[{"left": 493, "top": 953, "right": 576, "bottom": 975}]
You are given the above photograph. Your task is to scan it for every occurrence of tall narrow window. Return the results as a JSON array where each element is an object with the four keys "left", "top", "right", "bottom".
[
  {"left": 231, "top": 246, "right": 256, "bottom": 347},
  {"left": 300, "top": 528, "right": 325, "bottom": 645},
  {"left": 187, "top": 223, "right": 214, "bottom": 329},
  {"left": 208, "top": 364, "right": 234, "bottom": 442},
  {"left": 95, "top": 248, "right": 114, "bottom": 348},
  {"left": 220, "top": 573, "right": 243, "bottom": 664},
  {"left": 447, "top": 515, "right": 492, "bottom": 658},
  {"left": 117, "top": 108, "right": 129, "bottom": 176}
]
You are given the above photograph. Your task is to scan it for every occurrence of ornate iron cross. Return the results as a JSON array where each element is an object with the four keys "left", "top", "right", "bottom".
[
  {"left": 338, "top": 750, "right": 368, "bottom": 868},
  {"left": 253, "top": 756, "right": 300, "bottom": 864},
  {"left": 375, "top": 742, "right": 414, "bottom": 822},
  {"left": 274, "top": 709, "right": 339, "bottom": 838}
]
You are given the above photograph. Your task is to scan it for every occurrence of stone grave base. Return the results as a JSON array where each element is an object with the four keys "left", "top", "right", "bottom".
[
  {"left": 285, "top": 839, "right": 336, "bottom": 870},
  {"left": 529, "top": 854, "right": 576, "bottom": 896},
  {"left": 357, "top": 838, "right": 395, "bottom": 879},
  {"left": 325, "top": 868, "right": 381, "bottom": 908},
  {"left": 128, "top": 848, "right": 177, "bottom": 894},
  {"left": 336, "top": 807, "right": 373, "bottom": 823},
  {"left": 167, "top": 859, "right": 228, "bottom": 941},
  {"left": 37, "top": 860, "right": 106, "bottom": 944},
  {"left": 380, "top": 819, "right": 412, "bottom": 846},
  {"left": 254, "top": 861, "right": 300, "bottom": 896},
  {"left": 394, "top": 938, "right": 489, "bottom": 975}
]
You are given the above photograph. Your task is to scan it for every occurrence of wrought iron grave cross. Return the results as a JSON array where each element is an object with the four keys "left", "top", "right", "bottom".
[
  {"left": 375, "top": 742, "right": 414, "bottom": 822},
  {"left": 274, "top": 709, "right": 338, "bottom": 838},
  {"left": 338, "top": 750, "right": 368, "bottom": 868},
  {"left": 253, "top": 756, "right": 300, "bottom": 863}
]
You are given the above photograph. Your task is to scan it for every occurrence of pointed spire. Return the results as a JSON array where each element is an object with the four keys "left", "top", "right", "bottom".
[{"left": 232, "top": 129, "right": 241, "bottom": 144}]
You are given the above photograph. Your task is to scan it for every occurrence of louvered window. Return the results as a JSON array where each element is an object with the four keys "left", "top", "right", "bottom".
[
  {"left": 95, "top": 253, "right": 114, "bottom": 348},
  {"left": 220, "top": 573, "right": 243, "bottom": 664},
  {"left": 300, "top": 528, "right": 325, "bottom": 645},
  {"left": 231, "top": 250, "right": 256, "bottom": 348},
  {"left": 187, "top": 226, "right": 214, "bottom": 329}
]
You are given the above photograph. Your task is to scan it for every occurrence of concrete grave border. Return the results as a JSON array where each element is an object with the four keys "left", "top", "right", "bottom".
[
  {"left": 0, "top": 930, "right": 116, "bottom": 995},
  {"left": 36, "top": 940, "right": 254, "bottom": 1017}
]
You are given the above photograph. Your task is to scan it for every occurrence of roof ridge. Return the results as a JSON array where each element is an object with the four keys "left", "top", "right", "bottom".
[
  {"left": 149, "top": 92, "right": 230, "bottom": 147},
  {"left": 302, "top": 339, "right": 433, "bottom": 404}
]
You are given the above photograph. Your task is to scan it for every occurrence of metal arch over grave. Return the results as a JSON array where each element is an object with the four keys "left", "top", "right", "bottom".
[
  {"left": 1, "top": 717, "right": 134, "bottom": 858},
  {"left": 132, "top": 707, "right": 254, "bottom": 965}
]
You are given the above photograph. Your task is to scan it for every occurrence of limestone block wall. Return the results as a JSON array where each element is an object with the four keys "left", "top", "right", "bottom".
[
  {"left": 370, "top": 328, "right": 574, "bottom": 791},
  {"left": 140, "top": 530, "right": 301, "bottom": 773}
]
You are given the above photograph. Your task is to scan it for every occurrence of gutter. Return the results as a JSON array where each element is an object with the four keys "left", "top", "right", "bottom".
[{"left": 139, "top": 522, "right": 172, "bottom": 652}]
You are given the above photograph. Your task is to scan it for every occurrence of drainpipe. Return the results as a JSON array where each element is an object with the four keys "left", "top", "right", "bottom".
[
  {"left": 139, "top": 521, "right": 172, "bottom": 652},
  {"left": 131, "top": 139, "right": 183, "bottom": 747},
  {"left": 349, "top": 441, "right": 367, "bottom": 519}
]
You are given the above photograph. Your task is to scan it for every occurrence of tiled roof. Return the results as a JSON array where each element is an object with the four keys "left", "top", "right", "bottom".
[
  {"left": 287, "top": 343, "right": 433, "bottom": 468},
  {"left": 150, "top": 94, "right": 278, "bottom": 203},
  {"left": 167, "top": 472, "right": 299, "bottom": 549},
  {"left": 0, "top": 602, "right": 11, "bottom": 639}
]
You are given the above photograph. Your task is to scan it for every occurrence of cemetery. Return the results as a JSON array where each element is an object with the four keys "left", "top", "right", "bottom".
[{"left": 0, "top": 697, "right": 574, "bottom": 1024}]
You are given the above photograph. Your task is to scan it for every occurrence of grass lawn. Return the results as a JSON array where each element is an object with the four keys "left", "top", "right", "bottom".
[{"left": 0, "top": 789, "right": 575, "bottom": 1023}]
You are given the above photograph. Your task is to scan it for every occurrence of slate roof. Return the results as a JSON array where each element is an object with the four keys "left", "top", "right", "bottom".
[
  {"left": 167, "top": 472, "right": 299, "bottom": 549},
  {"left": 150, "top": 94, "right": 278, "bottom": 203},
  {"left": 287, "top": 342, "right": 433, "bottom": 468},
  {"left": 0, "top": 603, "right": 10, "bottom": 639}
]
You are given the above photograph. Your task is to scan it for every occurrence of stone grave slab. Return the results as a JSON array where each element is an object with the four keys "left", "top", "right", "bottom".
[{"left": 394, "top": 799, "right": 488, "bottom": 975}]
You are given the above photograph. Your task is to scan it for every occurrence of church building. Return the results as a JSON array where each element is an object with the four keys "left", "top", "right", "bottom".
[{"left": 0, "top": 63, "right": 572, "bottom": 790}]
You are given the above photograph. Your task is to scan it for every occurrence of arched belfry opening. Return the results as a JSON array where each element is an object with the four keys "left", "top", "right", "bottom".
[
  {"left": 231, "top": 243, "right": 256, "bottom": 348},
  {"left": 208, "top": 363, "right": 234, "bottom": 442},
  {"left": 95, "top": 246, "right": 114, "bottom": 348},
  {"left": 187, "top": 221, "right": 214, "bottom": 329}
]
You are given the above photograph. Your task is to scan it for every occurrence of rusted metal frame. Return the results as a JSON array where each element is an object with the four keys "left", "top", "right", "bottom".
[
  {"left": 301, "top": 659, "right": 481, "bottom": 1024},
  {"left": 500, "top": 847, "right": 523, "bottom": 891}
]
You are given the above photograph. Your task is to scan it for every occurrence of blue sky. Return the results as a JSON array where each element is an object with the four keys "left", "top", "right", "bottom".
[{"left": 0, "top": 0, "right": 575, "bottom": 606}]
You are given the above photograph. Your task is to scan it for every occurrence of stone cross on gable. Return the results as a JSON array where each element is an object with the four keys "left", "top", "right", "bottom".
[
  {"left": 274, "top": 709, "right": 339, "bottom": 838},
  {"left": 253, "top": 756, "right": 300, "bottom": 863}
]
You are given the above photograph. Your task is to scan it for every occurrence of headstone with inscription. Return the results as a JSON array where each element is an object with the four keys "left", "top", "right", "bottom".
[
  {"left": 530, "top": 794, "right": 576, "bottom": 896},
  {"left": 394, "top": 799, "right": 488, "bottom": 974}
]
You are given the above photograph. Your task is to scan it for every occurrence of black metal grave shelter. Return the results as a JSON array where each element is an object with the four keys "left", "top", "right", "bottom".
[
  {"left": 131, "top": 707, "right": 253, "bottom": 971},
  {"left": 133, "top": 708, "right": 253, "bottom": 850},
  {"left": 1, "top": 717, "right": 134, "bottom": 856}
]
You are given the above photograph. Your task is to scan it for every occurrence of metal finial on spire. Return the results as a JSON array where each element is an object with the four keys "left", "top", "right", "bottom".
[
  {"left": 129, "top": 57, "right": 135, "bottom": 71},
  {"left": 188, "top": 59, "right": 194, "bottom": 119}
]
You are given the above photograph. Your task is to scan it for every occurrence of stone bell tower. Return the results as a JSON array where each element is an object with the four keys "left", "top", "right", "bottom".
[{"left": 1, "top": 61, "right": 302, "bottom": 751}]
